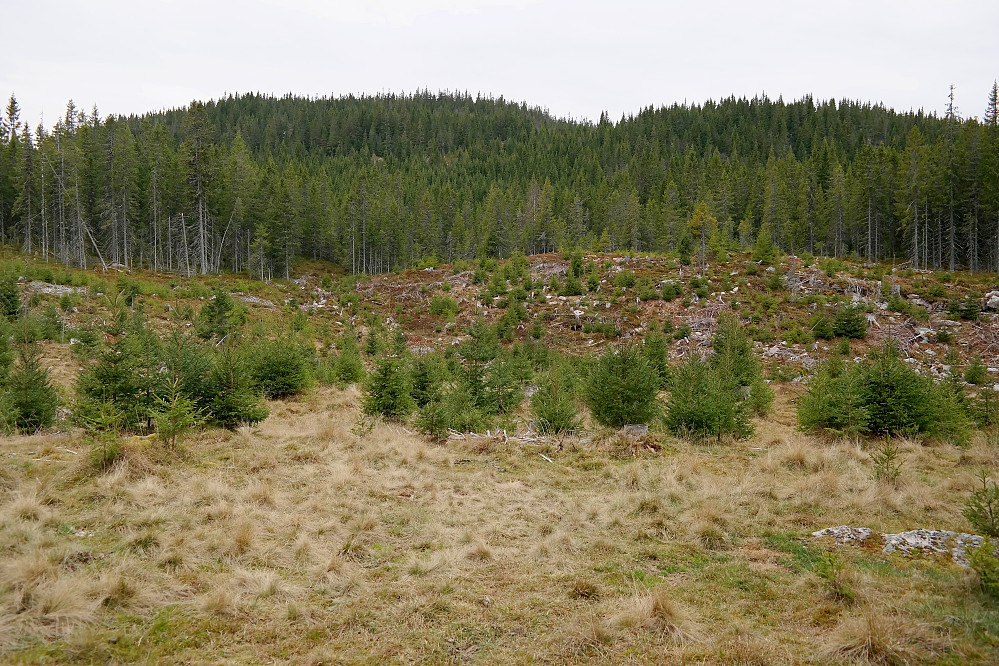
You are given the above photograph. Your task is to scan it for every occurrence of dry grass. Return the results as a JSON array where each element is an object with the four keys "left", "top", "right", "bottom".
[
  {"left": 0, "top": 386, "right": 997, "bottom": 663},
  {"left": 821, "top": 607, "right": 948, "bottom": 665},
  {"left": 612, "top": 587, "right": 703, "bottom": 645}
]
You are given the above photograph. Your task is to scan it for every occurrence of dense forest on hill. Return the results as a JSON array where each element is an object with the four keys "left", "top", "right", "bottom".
[{"left": 0, "top": 87, "right": 997, "bottom": 277}]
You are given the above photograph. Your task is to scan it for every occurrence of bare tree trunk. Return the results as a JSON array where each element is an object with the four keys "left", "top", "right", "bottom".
[{"left": 181, "top": 213, "right": 191, "bottom": 278}]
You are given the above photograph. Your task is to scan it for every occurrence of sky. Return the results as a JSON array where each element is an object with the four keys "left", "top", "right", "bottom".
[{"left": 4, "top": 0, "right": 998, "bottom": 130}]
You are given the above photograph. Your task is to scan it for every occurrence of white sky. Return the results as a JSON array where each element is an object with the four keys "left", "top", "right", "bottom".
[{"left": 4, "top": 0, "right": 998, "bottom": 130}]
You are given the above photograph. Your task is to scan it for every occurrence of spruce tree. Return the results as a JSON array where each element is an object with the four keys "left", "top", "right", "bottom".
[
  {"left": 0, "top": 272, "right": 20, "bottom": 321},
  {"left": 531, "top": 364, "right": 580, "bottom": 434},
  {"left": 332, "top": 329, "right": 365, "bottom": 385},
  {"left": 6, "top": 342, "right": 58, "bottom": 432},
  {"left": 584, "top": 345, "right": 660, "bottom": 427},
  {"left": 196, "top": 288, "right": 245, "bottom": 341},
  {"left": 363, "top": 357, "right": 415, "bottom": 419},
  {"left": 152, "top": 378, "right": 204, "bottom": 449},
  {"left": 796, "top": 357, "right": 870, "bottom": 438},
  {"left": 247, "top": 337, "right": 313, "bottom": 398},
  {"left": 666, "top": 355, "right": 750, "bottom": 440},
  {"left": 207, "top": 347, "right": 269, "bottom": 429}
]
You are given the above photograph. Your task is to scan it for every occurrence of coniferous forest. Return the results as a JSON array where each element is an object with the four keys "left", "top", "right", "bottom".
[{"left": 1, "top": 88, "right": 998, "bottom": 279}]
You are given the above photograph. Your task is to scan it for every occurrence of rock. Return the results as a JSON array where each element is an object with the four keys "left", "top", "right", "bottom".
[
  {"left": 882, "top": 529, "right": 986, "bottom": 566},
  {"left": 813, "top": 526, "right": 992, "bottom": 566},
  {"left": 234, "top": 294, "right": 276, "bottom": 308},
  {"left": 812, "top": 526, "right": 876, "bottom": 546},
  {"left": 620, "top": 424, "right": 649, "bottom": 439}
]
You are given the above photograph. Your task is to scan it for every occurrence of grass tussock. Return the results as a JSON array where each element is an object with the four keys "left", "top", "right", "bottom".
[
  {"left": 821, "top": 607, "right": 948, "bottom": 665},
  {"left": 613, "top": 587, "right": 703, "bottom": 645}
]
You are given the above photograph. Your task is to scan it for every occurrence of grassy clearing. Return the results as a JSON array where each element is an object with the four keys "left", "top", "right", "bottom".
[{"left": 2, "top": 387, "right": 997, "bottom": 664}]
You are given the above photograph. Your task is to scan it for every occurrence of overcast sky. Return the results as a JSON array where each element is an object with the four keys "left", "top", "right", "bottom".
[{"left": 5, "top": 0, "right": 998, "bottom": 130}]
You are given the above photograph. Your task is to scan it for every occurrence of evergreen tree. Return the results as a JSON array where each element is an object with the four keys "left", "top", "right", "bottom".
[
  {"left": 206, "top": 346, "right": 269, "bottom": 429},
  {"left": 584, "top": 345, "right": 660, "bottom": 427},
  {"left": 196, "top": 288, "right": 245, "bottom": 341},
  {"left": 246, "top": 337, "right": 313, "bottom": 399},
  {"left": 332, "top": 328, "right": 365, "bottom": 385},
  {"left": 530, "top": 364, "right": 580, "bottom": 435},
  {"left": 665, "top": 354, "right": 751, "bottom": 440},
  {"left": 151, "top": 377, "right": 203, "bottom": 449},
  {"left": 363, "top": 357, "right": 415, "bottom": 418},
  {"left": 5, "top": 342, "right": 58, "bottom": 432}
]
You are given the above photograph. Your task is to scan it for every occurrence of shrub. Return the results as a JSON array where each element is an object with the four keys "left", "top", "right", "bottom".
[
  {"left": 363, "top": 358, "right": 414, "bottom": 419},
  {"left": 584, "top": 345, "right": 660, "bottom": 428}
]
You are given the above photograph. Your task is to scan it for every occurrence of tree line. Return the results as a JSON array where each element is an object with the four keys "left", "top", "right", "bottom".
[{"left": 0, "top": 86, "right": 997, "bottom": 276}]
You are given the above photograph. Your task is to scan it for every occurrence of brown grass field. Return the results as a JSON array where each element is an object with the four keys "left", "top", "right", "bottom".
[{"left": 2, "top": 385, "right": 998, "bottom": 664}]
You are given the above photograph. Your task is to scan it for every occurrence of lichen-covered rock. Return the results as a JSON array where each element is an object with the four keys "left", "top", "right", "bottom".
[{"left": 813, "top": 526, "right": 989, "bottom": 566}]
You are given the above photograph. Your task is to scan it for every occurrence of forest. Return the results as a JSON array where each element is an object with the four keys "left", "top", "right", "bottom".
[{"left": 0, "top": 86, "right": 998, "bottom": 280}]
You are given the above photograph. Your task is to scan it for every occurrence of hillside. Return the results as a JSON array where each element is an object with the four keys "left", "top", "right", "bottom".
[{"left": 1, "top": 249, "right": 999, "bottom": 662}]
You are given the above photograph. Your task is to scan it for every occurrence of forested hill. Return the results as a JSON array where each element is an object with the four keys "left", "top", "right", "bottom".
[{"left": 0, "top": 89, "right": 997, "bottom": 278}]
